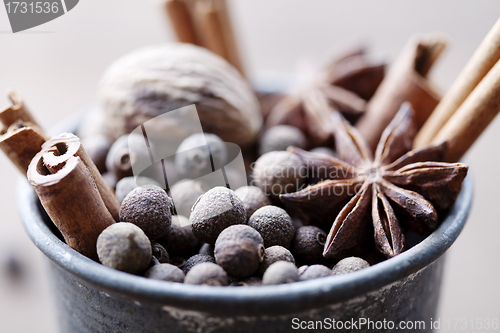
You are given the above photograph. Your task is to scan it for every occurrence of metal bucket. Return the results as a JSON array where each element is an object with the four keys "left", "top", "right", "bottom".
[{"left": 17, "top": 169, "right": 472, "bottom": 333}]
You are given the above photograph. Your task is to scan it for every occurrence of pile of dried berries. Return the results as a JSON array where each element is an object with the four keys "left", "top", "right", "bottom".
[{"left": 89, "top": 98, "right": 467, "bottom": 287}]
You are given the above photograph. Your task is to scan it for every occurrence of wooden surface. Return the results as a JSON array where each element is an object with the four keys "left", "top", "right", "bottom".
[{"left": 1, "top": 1, "right": 500, "bottom": 332}]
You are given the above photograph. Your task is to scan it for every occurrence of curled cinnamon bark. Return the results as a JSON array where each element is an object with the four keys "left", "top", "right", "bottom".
[
  {"left": 356, "top": 34, "right": 447, "bottom": 152},
  {"left": 40, "top": 133, "right": 121, "bottom": 221},
  {"left": 28, "top": 155, "right": 115, "bottom": 261},
  {"left": 0, "top": 91, "right": 48, "bottom": 174}
]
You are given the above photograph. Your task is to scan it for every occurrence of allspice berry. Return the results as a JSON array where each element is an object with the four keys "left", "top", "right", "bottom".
[
  {"left": 231, "top": 277, "right": 262, "bottom": 287},
  {"left": 183, "top": 254, "right": 216, "bottom": 274},
  {"left": 144, "top": 263, "right": 185, "bottom": 283},
  {"left": 184, "top": 262, "right": 228, "bottom": 286},
  {"left": 175, "top": 133, "right": 227, "bottom": 179},
  {"left": 198, "top": 243, "right": 215, "bottom": 257},
  {"left": 214, "top": 225, "right": 265, "bottom": 279},
  {"left": 97, "top": 222, "right": 152, "bottom": 274},
  {"left": 258, "top": 245, "right": 295, "bottom": 276},
  {"left": 258, "top": 125, "right": 307, "bottom": 156},
  {"left": 151, "top": 241, "right": 170, "bottom": 264},
  {"left": 234, "top": 185, "right": 271, "bottom": 221},
  {"left": 169, "top": 179, "right": 207, "bottom": 218},
  {"left": 252, "top": 151, "right": 306, "bottom": 199},
  {"left": 190, "top": 187, "right": 246, "bottom": 245},
  {"left": 119, "top": 186, "right": 173, "bottom": 240},
  {"left": 331, "top": 257, "right": 370, "bottom": 275},
  {"left": 115, "top": 176, "right": 161, "bottom": 204},
  {"left": 106, "top": 134, "right": 150, "bottom": 180},
  {"left": 248, "top": 206, "right": 294, "bottom": 248},
  {"left": 292, "top": 226, "right": 327, "bottom": 264},
  {"left": 262, "top": 261, "right": 299, "bottom": 285},
  {"left": 298, "top": 265, "right": 332, "bottom": 281},
  {"left": 158, "top": 216, "right": 199, "bottom": 257}
]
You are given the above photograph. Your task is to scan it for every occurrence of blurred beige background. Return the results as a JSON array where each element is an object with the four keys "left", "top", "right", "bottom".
[{"left": 1, "top": 1, "right": 499, "bottom": 332}]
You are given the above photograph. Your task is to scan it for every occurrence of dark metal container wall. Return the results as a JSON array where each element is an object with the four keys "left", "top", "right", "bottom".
[{"left": 17, "top": 172, "right": 472, "bottom": 333}]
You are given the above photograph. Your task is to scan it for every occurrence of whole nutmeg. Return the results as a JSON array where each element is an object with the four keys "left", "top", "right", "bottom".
[
  {"left": 190, "top": 187, "right": 246, "bottom": 244},
  {"left": 97, "top": 222, "right": 152, "bottom": 274},
  {"left": 262, "top": 261, "right": 299, "bottom": 285},
  {"left": 331, "top": 257, "right": 370, "bottom": 275},
  {"left": 252, "top": 151, "right": 306, "bottom": 199},
  {"left": 298, "top": 265, "right": 332, "bottom": 281},
  {"left": 175, "top": 133, "right": 227, "bottom": 179},
  {"left": 119, "top": 186, "right": 173, "bottom": 240},
  {"left": 144, "top": 263, "right": 185, "bottom": 283},
  {"left": 183, "top": 254, "right": 217, "bottom": 274},
  {"left": 234, "top": 186, "right": 271, "bottom": 221},
  {"left": 258, "top": 125, "right": 308, "bottom": 156},
  {"left": 170, "top": 179, "right": 207, "bottom": 218},
  {"left": 158, "top": 216, "right": 199, "bottom": 257},
  {"left": 258, "top": 245, "right": 295, "bottom": 276},
  {"left": 98, "top": 43, "right": 262, "bottom": 147},
  {"left": 184, "top": 262, "right": 228, "bottom": 286},
  {"left": 248, "top": 205, "right": 294, "bottom": 248},
  {"left": 115, "top": 176, "right": 161, "bottom": 204},
  {"left": 292, "top": 226, "right": 327, "bottom": 264},
  {"left": 214, "top": 225, "right": 265, "bottom": 279}
]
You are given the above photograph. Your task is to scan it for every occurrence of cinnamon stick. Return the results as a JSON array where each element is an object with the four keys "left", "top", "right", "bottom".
[
  {"left": 0, "top": 91, "right": 48, "bottom": 174},
  {"left": 431, "top": 58, "right": 500, "bottom": 162},
  {"left": 356, "top": 34, "right": 447, "bottom": 152},
  {"left": 28, "top": 155, "right": 115, "bottom": 260},
  {"left": 165, "top": 0, "right": 199, "bottom": 45},
  {"left": 217, "top": 0, "right": 245, "bottom": 75},
  {"left": 192, "top": 0, "right": 245, "bottom": 75},
  {"left": 415, "top": 17, "right": 500, "bottom": 148},
  {"left": 41, "top": 133, "right": 121, "bottom": 221}
]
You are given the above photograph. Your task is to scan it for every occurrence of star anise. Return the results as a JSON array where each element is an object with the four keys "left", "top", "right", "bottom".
[
  {"left": 264, "top": 47, "right": 385, "bottom": 146},
  {"left": 280, "top": 102, "right": 468, "bottom": 259}
]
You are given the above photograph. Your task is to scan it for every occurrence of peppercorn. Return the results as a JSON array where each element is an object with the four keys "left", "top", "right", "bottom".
[
  {"left": 258, "top": 125, "right": 308, "bottom": 156},
  {"left": 175, "top": 133, "right": 227, "bottom": 179},
  {"left": 97, "top": 222, "right": 152, "bottom": 274},
  {"left": 184, "top": 262, "right": 228, "bottom": 286},
  {"left": 298, "top": 265, "right": 332, "bottom": 281},
  {"left": 190, "top": 186, "right": 246, "bottom": 244},
  {"left": 198, "top": 243, "right": 215, "bottom": 257},
  {"left": 106, "top": 134, "right": 151, "bottom": 180},
  {"left": 151, "top": 241, "right": 170, "bottom": 264},
  {"left": 119, "top": 186, "right": 173, "bottom": 240},
  {"left": 183, "top": 254, "right": 216, "bottom": 274},
  {"left": 115, "top": 176, "right": 161, "bottom": 204},
  {"left": 258, "top": 245, "right": 295, "bottom": 276},
  {"left": 331, "top": 257, "right": 370, "bottom": 275},
  {"left": 262, "top": 261, "right": 299, "bottom": 285},
  {"left": 214, "top": 225, "right": 265, "bottom": 279},
  {"left": 158, "top": 215, "right": 199, "bottom": 257},
  {"left": 234, "top": 185, "right": 271, "bottom": 221},
  {"left": 292, "top": 226, "right": 327, "bottom": 264},
  {"left": 248, "top": 205, "right": 294, "bottom": 248},
  {"left": 82, "top": 134, "right": 112, "bottom": 174},
  {"left": 252, "top": 151, "right": 306, "bottom": 199},
  {"left": 144, "top": 263, "right": 185, "bottom": 283},
  {"left": 169, "top": 179, "right": 207, "bottom": 218},
  {"left": 309, "top": 146, "right": 337, "bottom": 158},
  {"left": 231, "top": 277, "right": 262, "bottom": 287}
]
